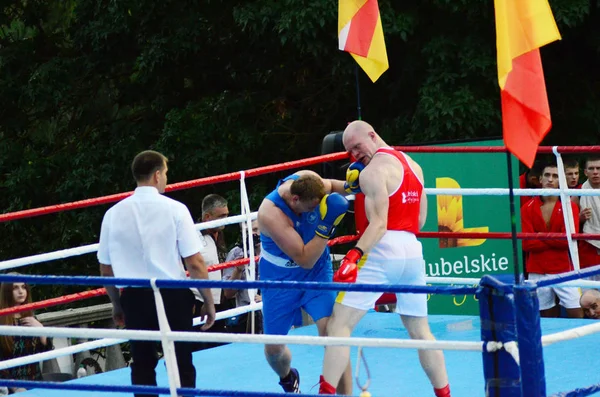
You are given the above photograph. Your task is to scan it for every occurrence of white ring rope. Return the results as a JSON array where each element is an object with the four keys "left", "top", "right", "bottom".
[
  {"left": 0, "top": 325, "right": 485, "bottom": 352},
  {"left": 0, "top": 302, "right": 263, "bottom": 372},
  {"left": 552, "top": 146, "right": 581, "bottom": 271},
  {"left": 0, "top": 243, "right": 100, "bottom": 271},
  {"left": 541, "top": 321, "right": 600, "bottom": 347},
  {"left": 238, "top": 170, "right": 258, "bottom": 323},
  {"left": 150, "top": 278, "right": 180, "bottom": 397},
  {"left": 502, "top": 341, "right": 520, "bottom": 366},
  {"left": 0, "top": 213, "right": 258, "bottom": 271},
  {"left": 426, "top": 188, "right": 600, "bottom": 196}
]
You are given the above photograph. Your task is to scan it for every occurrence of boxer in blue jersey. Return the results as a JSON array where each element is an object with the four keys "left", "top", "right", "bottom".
[{"left": 257, "top": 170, "right": 352, "bottom": 394}]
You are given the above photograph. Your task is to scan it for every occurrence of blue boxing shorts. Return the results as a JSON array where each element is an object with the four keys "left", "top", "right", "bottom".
[{"left": 260, "top": 253, "right": 335, "bottom": 336}]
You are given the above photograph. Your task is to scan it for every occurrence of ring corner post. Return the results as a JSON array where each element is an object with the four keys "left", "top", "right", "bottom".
[
  {"left": 477, "top": 275, "right": 521, "bottom": 397},
  {"left": 514, "top": 284, "right": 546, "bottom": 397}
]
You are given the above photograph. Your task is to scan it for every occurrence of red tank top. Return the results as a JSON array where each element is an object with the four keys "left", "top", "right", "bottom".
[
  {"left": 352, "top": 149, "right": 423, "bottom": 235},
  {"left": 377, "top": 148, "right": 423, "bottom": 234}
]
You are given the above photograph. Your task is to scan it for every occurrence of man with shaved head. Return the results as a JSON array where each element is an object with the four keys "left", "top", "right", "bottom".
[
  {"left": 318, "top": 121, "right": 451, "bottom": 397},
  {"left": 580, "top": 289, "right": 600, "bottom": 319}
]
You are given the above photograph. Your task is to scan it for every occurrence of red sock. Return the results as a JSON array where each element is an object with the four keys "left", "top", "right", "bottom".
[
  {"left": 434, "top": 384, "right": 451, "bottom": 397},
  {"left": 319, "top": 376, "right": 336, "bottom": 394}
]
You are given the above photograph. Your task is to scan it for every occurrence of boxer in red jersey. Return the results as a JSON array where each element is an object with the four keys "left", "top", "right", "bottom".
[{"left": 318, "top": 121, "right": 451, "bottom": 397}]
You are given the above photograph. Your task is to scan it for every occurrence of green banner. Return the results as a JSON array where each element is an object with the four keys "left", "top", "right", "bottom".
[{"left": 411, "top": 139, "right": 521, "bottom": 315}]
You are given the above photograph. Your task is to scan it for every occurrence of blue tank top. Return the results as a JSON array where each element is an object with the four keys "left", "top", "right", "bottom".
[{"left": 259, "top": 175, "right": 331, "bottom": 281}]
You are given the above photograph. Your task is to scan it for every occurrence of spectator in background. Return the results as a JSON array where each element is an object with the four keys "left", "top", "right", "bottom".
[
  {"left": 223, "top": 220, "right": 263, "bottom": 334},
  {"left": 580, "top": 289, "right": 600, "bottom": 319},
  {"left": 192, "top": 194, "right": 230, "bottom": 349},
  {"left": 519, "top": 160, "right": 544, "bottom": 208},
  {"left": 564, "top": 158, "right": 582, "bottom": 190},
  {"left": 521, "top": 163, "right": 583, "bottom": 318},
  {"left": 578, "top": 156, "right": 600, "bottom": 273},
  {"left": 0, "top": 276, "right": 53, "bottom": 393}
]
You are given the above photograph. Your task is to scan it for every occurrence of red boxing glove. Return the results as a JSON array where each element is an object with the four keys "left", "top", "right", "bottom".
[{"left": 334, "top": 247, "right": 363, "bottom": 283}]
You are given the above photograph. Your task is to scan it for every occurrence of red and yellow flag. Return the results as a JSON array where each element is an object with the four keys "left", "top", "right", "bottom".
[
  {"left": 338, "top": 0, "right": 388, "bottom": 82},
  {"left": 495, "top": 0, "right": 561, "bottom": 168}
]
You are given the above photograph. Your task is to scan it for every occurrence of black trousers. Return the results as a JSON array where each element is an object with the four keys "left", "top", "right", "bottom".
[{"left": 120, "top": 288, "right": 195, "bottom": 397}]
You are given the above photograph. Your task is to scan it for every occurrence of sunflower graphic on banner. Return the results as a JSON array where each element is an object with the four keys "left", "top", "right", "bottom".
[{"left": 436, "top": 177, "right": 489, "bottom": 248}]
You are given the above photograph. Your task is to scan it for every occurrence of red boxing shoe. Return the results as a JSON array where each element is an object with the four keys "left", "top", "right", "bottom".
[
  {"left": 318, "top": 376, "right": 336, "bottom": 394},
  {"left": 434, "top": 384, "right": 451, "bottom": 397}
]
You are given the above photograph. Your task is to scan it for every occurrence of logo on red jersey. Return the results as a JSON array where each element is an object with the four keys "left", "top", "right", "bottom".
[{"left": 402, "top": 190, "right": 419, "bottom": 204}]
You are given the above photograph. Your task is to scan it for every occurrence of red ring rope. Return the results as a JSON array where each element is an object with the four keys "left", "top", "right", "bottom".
[
  {"left": 0, "top": 152, "right": 349, "bottom": 223},
  {"left": 4, "top": 145, "right": 600, "bottom": 223}
]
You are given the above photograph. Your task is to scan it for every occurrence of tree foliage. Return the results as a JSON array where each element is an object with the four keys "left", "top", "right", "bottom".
[{"left": 1, "top": 0, "right": 599, "bottom": 299}]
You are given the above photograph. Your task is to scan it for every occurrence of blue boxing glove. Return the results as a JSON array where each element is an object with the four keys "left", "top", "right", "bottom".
[
  {"left": 344, "top": 162, "right": 366, "bottom": 194},
  {"left": 315, "top": 193, "right": 350, "bottom": 239}
]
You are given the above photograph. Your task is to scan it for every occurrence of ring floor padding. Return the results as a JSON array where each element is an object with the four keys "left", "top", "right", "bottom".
[{"left": 16, "top": 312, "right": 599, "bottom": 396}]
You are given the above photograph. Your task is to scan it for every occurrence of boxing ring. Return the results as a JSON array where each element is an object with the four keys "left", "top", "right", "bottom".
[{"left": 1, "top": 145, "right": 600, "bottom": 396}]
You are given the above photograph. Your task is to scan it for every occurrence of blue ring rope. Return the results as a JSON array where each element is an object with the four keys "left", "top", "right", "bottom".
[
  {"left": 0, "top": 379, "right": 347, "bottom": 397},
  {"left": 534, "top": 265, "right": 600, "bottom": 288},
  {"left": 0, "top": 274, "right": 477, "bottom": 295}
]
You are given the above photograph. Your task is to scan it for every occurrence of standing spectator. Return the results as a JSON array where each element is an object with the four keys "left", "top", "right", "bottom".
[
  {"left": 191, "top": 194, "right": 230, "bottom": 350},
  {"left": 98, "top": 150, "right": 215, "bottom": 397},
  {"left": 564, "top": 158, "right": 582, "bottom": 189},
  {"left": 223, "top": 220, "right": 263, "bottom": 334},
  {"left": 580, "top": 289, "right": 600, "bottom": 319},
  {"left": 0, "top": 276, "right": 53, "bottom": 394},
  {"left": 202, "top": 194, "right": 230, "bottom": 261},
  {"left": 578, "top": 156, "right": 600, "bottom": 271},
  {"left": 521, "top": 163, "right": 583, "bottom": 318},
  {"left": 519, "top": 161, "right": 543, "bottom": 208},
  {"left": 520, "top": 160, "right": 545, "bottom": 277}
]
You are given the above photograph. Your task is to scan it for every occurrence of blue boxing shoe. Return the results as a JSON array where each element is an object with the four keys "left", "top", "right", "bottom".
[{"left": 279, "top": 367, "right": 301, "bottom": 393}]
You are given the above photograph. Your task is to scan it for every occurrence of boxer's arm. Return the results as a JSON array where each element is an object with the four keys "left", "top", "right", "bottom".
[
  {"left": 419, "top": 191, "right": 428, "bottom": 230},
  {"left": 295, "top": 170, "right": 346, "bottom": 195},
  {"left": 354, "top": 166, "right": 388, "bottom": 253},
  {"left": 323, "top": 178, "right": 347, "bottom": 195},
  {"left": 258, "top": 204, "right": 328, "bottom": 269},
  {"left": 411, "top": 161, "right": 427, "bottom": 230}
]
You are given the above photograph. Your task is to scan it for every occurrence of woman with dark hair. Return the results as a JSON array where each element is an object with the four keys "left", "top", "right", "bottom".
[{"left": 0, "top": 275, "right": 52, "bottom": 393}]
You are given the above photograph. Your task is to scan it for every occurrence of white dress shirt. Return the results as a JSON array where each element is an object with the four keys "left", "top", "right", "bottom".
[
  {"left": 192, "top": 234, "right": 221, "bottom": 304},
  {"left": 97, "top": 187, "right": 202, "bottom": 284}
]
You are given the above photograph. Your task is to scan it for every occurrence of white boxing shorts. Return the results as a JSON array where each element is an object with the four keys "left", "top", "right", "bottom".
[
  {"left": 336, "top": 231, "right": 427, "bottom": 317},
  {"left": 527, "top": 273, "right": 581, "bottom": 310}
]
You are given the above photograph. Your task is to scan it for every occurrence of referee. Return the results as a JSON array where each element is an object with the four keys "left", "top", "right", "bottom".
[{"left": 98, "top": 150, "right": 215, "bottom": 397}]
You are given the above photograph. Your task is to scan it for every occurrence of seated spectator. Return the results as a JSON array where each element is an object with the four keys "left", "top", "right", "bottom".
[
  {"left": 521, "top": 163, "right": 583, "bottom": 318},
  {"left": 223, "top": 220, "right": 263, "bottom": 334},
  {"left": 0, "top": 276, "right": 53, "bottom": 393},
  {"left": 580, "top": 289, "right": 600, "bottom": 319}
]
